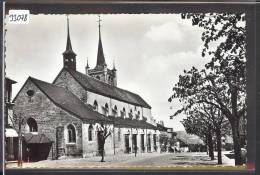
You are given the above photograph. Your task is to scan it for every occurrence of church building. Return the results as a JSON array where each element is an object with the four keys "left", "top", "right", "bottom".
[{"left": 12, "top": 17, "right": 163, "bottom": 161}]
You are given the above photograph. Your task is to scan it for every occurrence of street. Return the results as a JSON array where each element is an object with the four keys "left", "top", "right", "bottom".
[{"left": 6, "top": 151, "right": 245, "bottom": 169}]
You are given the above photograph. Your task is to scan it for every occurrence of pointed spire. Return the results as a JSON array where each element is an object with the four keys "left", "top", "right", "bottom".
[
  {"left": 96, "top": 15, "right": 106, "bottom": 69},
  {"left": 86, "top": 58, "right": 90, "bottom": 69},
  {"left": 63, "top": 15, "right": 76, "bottom": 71},
  {"left": 113, "top": 59, "right": 117, "bottom": 71},
  {"left": 63, "top": 15, "right": 76, "bottom": 56}
]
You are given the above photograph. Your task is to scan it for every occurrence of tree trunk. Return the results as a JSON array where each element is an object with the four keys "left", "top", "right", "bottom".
[
  {"left": 207, "top": 132, "right": 214, "bottom": 160},
  {"left": 100, "top": 142, "right": 105, "bottom": 162},
  {"left": 205, "top": 140, "right": 208, "bottom": 155},
  {"left": 18, "top": 137, "right": 22, "bottom": 167},
  {"left": 216, "top": 128, "right": 222, "bottom": 165},
  {"left": 231, "top": 119, "right": 243, "bottom": 165}
]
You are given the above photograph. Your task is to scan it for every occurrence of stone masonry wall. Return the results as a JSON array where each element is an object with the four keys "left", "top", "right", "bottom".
[{"left": 13, "top": 79, "right": 83, "bottom": 159}]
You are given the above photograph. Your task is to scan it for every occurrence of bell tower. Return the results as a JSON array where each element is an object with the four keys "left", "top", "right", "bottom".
[
  {"left": 63, "top": 16, "right": 77, "bottom": 71},
  {"left": 87, "top": 15, "right": 117, "bottom": 86}
]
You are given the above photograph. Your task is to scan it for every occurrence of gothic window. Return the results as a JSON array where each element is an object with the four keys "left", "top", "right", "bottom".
[
  {"left": 27, "top": 118, "right": 38, "bottom": 132},
  {"left": 121, "top": 107, "right": 126, "bottom": 118},
  {"left": 112, "top": 105, "right": 118, "bottom": 117},
  {"left": 102, "top": 103, "right": 109, "bottom": 115},
  {"left": 93, "top": 100, "right": 98, "bottom": 111},
  {"left": 67, "top": 124, "right": 76, "bottom": 143},
  {"left": 129, "top": 109, "right": 133, "bottom": 119},
  {"left": 136, "top": 111, "right": 141, "bottom": 119},
  {"left": 88, "top": 124, "right": 94, "bottom": 141}
]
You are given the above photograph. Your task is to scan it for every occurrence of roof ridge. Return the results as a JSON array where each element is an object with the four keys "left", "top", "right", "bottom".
[
  {"left": 67, "top": 70, "right": 151, "bottom": 108},
  {"left": 74, "top": 70, "right": 142, "bottom": 97},
  {"left": 29, "top": 76, "right": 68, "bottom": 91}
]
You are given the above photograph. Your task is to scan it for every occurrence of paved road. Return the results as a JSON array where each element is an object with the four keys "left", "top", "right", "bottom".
[{"left": 6, "top": 151, "right": 237, "bottom": 169}]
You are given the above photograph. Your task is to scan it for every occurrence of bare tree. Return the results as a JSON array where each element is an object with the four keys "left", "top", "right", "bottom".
[
  {"left": 96, "top": 123, "right": 112, "bottom": 162},
  {"left": 9, "top": 113, "right": 25, "bottom": 167}
]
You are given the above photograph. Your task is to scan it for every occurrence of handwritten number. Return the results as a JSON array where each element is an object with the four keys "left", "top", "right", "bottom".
[{"left": 9, "top": 14, "right": 28, "bottom": 23}]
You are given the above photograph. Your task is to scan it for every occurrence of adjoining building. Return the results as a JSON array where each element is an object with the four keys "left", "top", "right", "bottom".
[
  {"left": 12, "top": 17, "right": 167, "bottom": 161},
  {"left": 5, "top": 77, "right": 18, "bottom": 161}
]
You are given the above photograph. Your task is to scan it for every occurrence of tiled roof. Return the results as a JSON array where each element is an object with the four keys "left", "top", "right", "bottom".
[
  {"left": 108, "top": 116, "right": 158, "bottom": 130},
  {"left": 23, "top": 133, "right": 52, "bottom": 144},
  {"left": 30, "top": 77, "right": 111, "bottom": 123},
  {"left": 67, "top": 69, "right": 151, "bottom": 109}
]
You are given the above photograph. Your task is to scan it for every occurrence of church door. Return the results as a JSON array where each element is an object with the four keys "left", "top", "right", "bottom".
[
  {"left": 124, "top": 134, "right": 130, "bottom": 153},
  {"left": 97, "top": 131, "right": 103, "bottom": 156},
  {"left": 132, "top": 134, "right": 137, "bottom": 153},
  {"left": 140, "top": 134, "right": 145, "bottom": 152},
  {"left": 153, "top": 134, "right": 157, "bottom": 152},
  {"left": 147, "top": 134, "right": 151, "bottom": 152}
]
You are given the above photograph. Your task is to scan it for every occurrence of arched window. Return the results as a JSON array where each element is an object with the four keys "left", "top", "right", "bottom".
[
  {"left": 136, "top": 111, "right": 141, "bottom": 119},
  {"left": 121, "top": 107, "right": 126, "bottom": 118},
  {"left": 27, "top": 118, "right": 38, "bottom": 132},
  {"left": 112, "top": 105, "right": 118, "bottom": 116},
  {"left": 67, "top": 124, "right": 76, "bottom": 143},
  {"left": 88, "top": 124, "right": 94, "bottom": 141},
  {"left": 93, "top": 100, "right": 98, "bottom": 111},
  {"left": 103, "top": 103, "right": 109, "bottom": 116},
  {"left": 105, "top": 103, "right": 109, "bottom": 109}
]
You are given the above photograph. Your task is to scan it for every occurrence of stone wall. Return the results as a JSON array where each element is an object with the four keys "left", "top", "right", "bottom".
[{"left": 13, "top": 79, "right": 83, "bottom": 159}]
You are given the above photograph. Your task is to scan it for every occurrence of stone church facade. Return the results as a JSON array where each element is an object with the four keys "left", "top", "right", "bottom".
[{"left": 12, "top": 18, "right": 163, "bottom": 161}]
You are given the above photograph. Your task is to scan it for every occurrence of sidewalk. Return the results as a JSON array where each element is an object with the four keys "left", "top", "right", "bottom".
[
  {"left": 6, "top": 151, "right": 236, "bottom": 169},
  {"left": 6, "top": 152, "right": 168, "bottom": 168}
]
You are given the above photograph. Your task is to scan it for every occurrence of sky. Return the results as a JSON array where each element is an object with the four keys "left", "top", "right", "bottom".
[{"left": 5, "top": 14, "right": 211, "bottom": 131}]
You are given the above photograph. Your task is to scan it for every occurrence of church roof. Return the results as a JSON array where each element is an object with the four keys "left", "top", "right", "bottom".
[
  {"left": 66, "top": 69, "right": 151, "bottom": 109},
  {"left": 29, "top": 77, "right": 111, "bottom": 123},
  {"left": 5, "top": 77, "right": 17, "bottom": 84}
]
